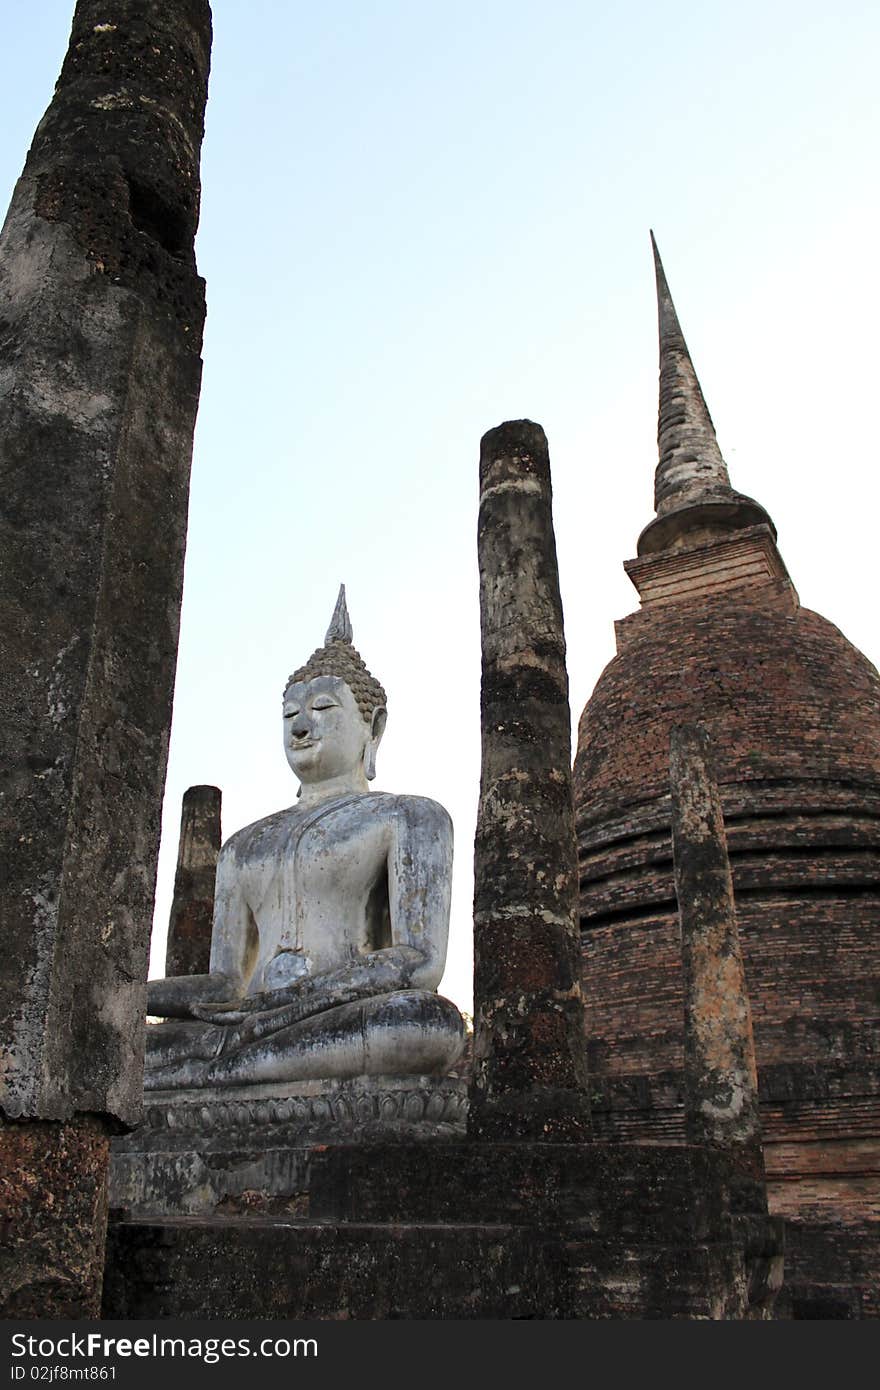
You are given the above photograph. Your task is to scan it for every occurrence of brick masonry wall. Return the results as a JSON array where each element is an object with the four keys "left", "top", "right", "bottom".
[
  {"left": 573, "top": 580, "right": 880, "bottom": 1314},
  {"left": 576, "top": 584, "right": 880, "bottom": 823}
]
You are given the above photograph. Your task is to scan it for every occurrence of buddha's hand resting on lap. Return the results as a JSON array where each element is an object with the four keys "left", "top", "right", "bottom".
[
  {"left": 190, "top": 980, "right": 309, "bottom": 1024},
  {"left": 189, "top": 1001, "right": 251, "bottom": 1025}
]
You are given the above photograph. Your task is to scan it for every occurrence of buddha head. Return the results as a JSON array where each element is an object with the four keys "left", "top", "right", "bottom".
[{"left": 283, "top": 586, "right": 387, "bottom": 789}]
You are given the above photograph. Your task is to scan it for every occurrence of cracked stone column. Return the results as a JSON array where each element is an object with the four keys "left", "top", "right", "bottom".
[
  {"left": 0, "top": 0, "right": 212, "bottom": 1316},
  {"left": 165, "top": 786, "right": 221, "bottom": 977},
  {"left": 670, "top": 724, "right": 765, "bottom": 1206},
  {"left": 468, "top": 420, "right": 591, "bottom": 1142}
]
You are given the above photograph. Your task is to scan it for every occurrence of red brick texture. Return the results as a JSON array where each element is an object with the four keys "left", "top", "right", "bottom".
[{"left": 573, "top": 575, "right": 880, "bottom": 1315}]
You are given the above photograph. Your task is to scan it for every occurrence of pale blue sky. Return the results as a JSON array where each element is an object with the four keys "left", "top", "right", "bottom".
[{"left": 4, "top": 3, "right": 879, "bottom": 1010}]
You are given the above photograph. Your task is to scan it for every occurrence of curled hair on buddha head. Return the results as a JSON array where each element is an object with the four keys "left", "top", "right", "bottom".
[{"left": 284, "top": 585, "right": 388, "bottom": 727}]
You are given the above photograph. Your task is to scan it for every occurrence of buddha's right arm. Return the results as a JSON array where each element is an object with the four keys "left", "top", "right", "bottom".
[{"left": 146, "top": 972, "right": 238, "bottom": 1019}]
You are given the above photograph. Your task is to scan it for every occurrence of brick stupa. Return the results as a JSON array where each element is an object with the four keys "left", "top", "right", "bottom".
[{"left": 573, "top": 236, "right": 880, "bottom": 1319}]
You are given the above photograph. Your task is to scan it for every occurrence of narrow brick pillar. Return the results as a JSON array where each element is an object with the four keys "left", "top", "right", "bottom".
[
  {"left": 0, "top": 1, "right": 212, "bottom": 1316},
  {"left": 670, "top": 725, "right": 766, "bottom": 1208},
  {"left": 165, "top": 786, "right": 221, "bottom": 977},
  {"left": 468, "top": 420, "right": 590, "bottom": 1142}
]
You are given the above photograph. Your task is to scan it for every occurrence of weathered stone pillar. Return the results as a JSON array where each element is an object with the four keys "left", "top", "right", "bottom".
[
  {"left": 0, "top": 0, "right": 212, "bottom": 1316},
  {"left": 165, "top": 786, "right": 221, "bottom": 977},
  {"left": 670, "top": 725, "right": 766, "bottom": 1210},
  {"left": 469, "top": 420, "right": 590, "bottom": 1141}
]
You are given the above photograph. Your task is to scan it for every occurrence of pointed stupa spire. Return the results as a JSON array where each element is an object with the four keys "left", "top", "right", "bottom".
[
  {"left": 637, "top": 234, "right": 775, "bottom": 556},
  {"left": 325, "top": 583, "right": 353, "bottom": 644},
  {"left": 651, "top": 230, "right": 731, "bottom": 513}
]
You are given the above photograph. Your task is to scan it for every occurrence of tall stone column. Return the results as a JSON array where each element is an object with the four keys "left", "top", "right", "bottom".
[
  {"left": 165, "top": 786, "right": 221, "bottom": 977},
  {"left": 0, "top": 1, "right": 212, "bottom": 1316},
  {"left": 670, "top": 724, "right": 765, "bottom": 1208},
  {"left": 469, "top": 420, "right": 590, "bottom": 1141}
]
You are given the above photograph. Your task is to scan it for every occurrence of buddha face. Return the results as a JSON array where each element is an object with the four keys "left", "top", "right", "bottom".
[{"left": 282, "top": 675, "right": 376, "bottom": 785}]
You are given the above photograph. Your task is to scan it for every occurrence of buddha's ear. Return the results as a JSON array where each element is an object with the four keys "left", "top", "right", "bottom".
[
  {"left": 364, "top": 706, "right": 387, "bottom": 781},
  {"left": 370, "top": 706, "right": 387, "bottom": 745}
]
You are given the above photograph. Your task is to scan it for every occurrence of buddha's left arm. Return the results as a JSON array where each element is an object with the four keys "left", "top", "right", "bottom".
[{"left": 384, "top": 794, "right": 453, "bottom": 989}]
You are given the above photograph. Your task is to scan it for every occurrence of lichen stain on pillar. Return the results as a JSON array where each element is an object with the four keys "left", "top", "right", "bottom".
[
  {"left": 165, "top": 786, "right": 221, "bottom": 978},
  {"left": 670, "top": 724, "right": 762, "bottom": 1153},
  {"left": 0, "top": 0, "right": 212, "bottom": 1317},
  {"left": 469, "top": 420, "right": 590, "bottom": 1142}
]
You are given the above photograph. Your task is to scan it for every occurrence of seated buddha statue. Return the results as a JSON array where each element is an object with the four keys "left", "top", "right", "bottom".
[{"left": 144, "top": 587, "right": 465, "bottom": 1090}]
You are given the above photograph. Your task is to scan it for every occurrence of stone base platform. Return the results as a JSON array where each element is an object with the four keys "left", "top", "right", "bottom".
[
  {"left": 109, "top": 1075, "right": 466, "bottom": 1217},
  {"left": 104, "top": 1139, "right": 785, "bottom": 1318}
]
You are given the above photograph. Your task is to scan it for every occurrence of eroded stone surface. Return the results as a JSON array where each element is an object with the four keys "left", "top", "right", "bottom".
[
  {"left": 670, "top": 723, "right": 762, "bottom": 1152},
  {"left": 109, "top": 1075, "right": 467, "bottom": 1216},
  {"left": 0, "top": 0, "right": 211, "bottom": 1129},
  {"left": 1, "top": 1114, "right": 111, "bottom": 1317},
  {"left": 0, "top": 0, "right": 211, "bottom": 1322},
  {"left": 469, "top": 420, "right": 590, "bottom": 1141},
  {"left": 104, "top": 1140, "right": 784, "bottom": 1319}
]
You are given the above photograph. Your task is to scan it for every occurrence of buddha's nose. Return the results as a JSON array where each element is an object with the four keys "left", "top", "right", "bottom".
[{"left": 290, "top": 716, "right": 310, "bottom": 738}]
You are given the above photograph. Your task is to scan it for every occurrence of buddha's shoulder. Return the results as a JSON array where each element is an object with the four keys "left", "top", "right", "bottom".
[
  {"left": 219, "top": 804, "right": 301, "bottom": 860},
  {"left": 372, "top": 792, "right": 452, "bottom": 835}
]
